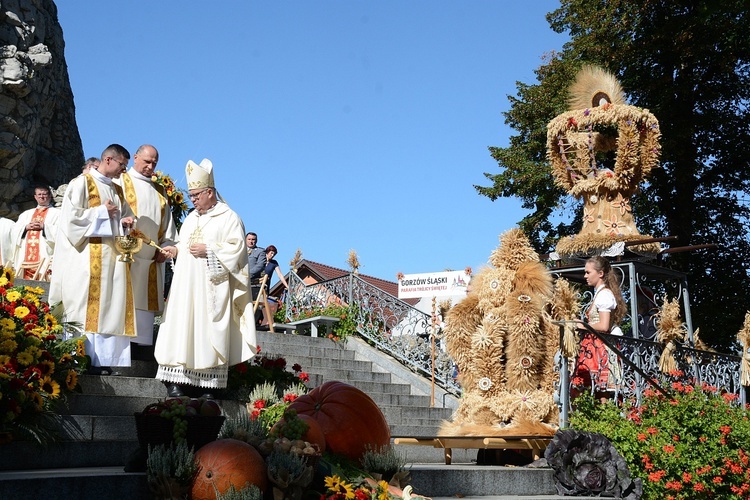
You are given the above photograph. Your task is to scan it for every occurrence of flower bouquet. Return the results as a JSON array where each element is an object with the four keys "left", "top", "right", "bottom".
[
  {"left": 151, "top": 171, "right": 189, "bottom": 229},
  {"left": 0, "top": 265, "right": 87, "bottom": 443}
]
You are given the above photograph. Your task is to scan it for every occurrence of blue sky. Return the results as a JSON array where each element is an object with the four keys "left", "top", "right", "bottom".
[{"left": 56, "top": 1, "right": 567, "bottom": 283}]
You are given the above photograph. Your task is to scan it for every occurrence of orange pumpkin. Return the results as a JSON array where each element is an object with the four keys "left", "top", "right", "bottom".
[
  {"left": 192, "top": 438, "right": 268, "bottom": 499},
  {"left": 289, "top": 381, "right": 390, "bottom": 463}
]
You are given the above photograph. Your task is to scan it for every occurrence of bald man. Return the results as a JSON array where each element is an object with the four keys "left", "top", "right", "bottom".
[{"left": 120, "top": 145, "right": 178, "bottom": 347}]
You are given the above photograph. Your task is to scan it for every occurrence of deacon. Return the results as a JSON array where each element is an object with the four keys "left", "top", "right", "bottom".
[
  {"left": 120, "top": 144, "right": 178, "bottom": 347},
  {"left": 50, "top": 144, "right": 137, "bottom": 375},
  {"left": 12, "top": 185, "right": 60, "bottom": 279},
  {"left": 155, "top": 158, "right": 257, "bottom": 398}
]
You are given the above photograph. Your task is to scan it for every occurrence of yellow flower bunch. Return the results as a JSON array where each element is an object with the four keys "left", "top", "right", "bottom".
[
  {"left": 151, "top": 170, "right": 189, "bottom": 229},
  {"left": 0, "top": 266, "right": 87, "bottom": 441}
]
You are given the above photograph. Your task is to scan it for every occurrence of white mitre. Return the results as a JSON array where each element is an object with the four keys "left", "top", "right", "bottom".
[{"left": 185, "top": 158, "right": 214, "bottom": 190}]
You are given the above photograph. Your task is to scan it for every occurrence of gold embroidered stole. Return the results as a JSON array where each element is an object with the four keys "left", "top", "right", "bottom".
[
  {"left": 122, "top": 173, "right": 167, "bottom": 311},
  {"left": 84, "top": 174, "right": 136, "bottom": 335},
  {"left": 21, "top": 206, "right": 49, "bottom": 278}
]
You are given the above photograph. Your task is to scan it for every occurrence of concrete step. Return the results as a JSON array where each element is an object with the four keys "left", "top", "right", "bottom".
[{"left": 0, "top": 463, "right": 599, "bottom": 500}]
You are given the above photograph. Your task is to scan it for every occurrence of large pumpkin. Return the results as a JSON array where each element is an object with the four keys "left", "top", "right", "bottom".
[
  {"left": 192, "top": 438, "right": 268, "bottom": 499},
  {"left": 289, "top": 380, "right": 390, "bottom": 463}
]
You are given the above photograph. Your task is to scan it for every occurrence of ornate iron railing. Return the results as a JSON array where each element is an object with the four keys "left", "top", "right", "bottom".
[
  {"left": 555, "top": 322, "right": 745, "bottom": 427},
  {"left": 281, "top": 270, "right": 744, "bottom": 417},
  {"left": 283, "top": 272, "right": 461, "bottom": 394}
]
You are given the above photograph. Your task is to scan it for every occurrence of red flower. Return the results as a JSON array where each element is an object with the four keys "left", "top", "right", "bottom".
[
  {"left": 298, "top": 372, "right": 310, "bottom": 382},
  {"left": 682, "top": 472, "right": 692, "bottom": 483},
  {"left": 647, "top": 427, "right": 658, "bottom": 435},
  {"left": 648, "top": 470, "right": 666, "bottom": 482},
  {"left": 283, "top": 393, "right": 298, "bottom": 403},
  {"left": 253, "top": 399, "right": 266, "bottom": 409},
  {"left": 662, "top": 445, "right": 675, "bottom": 453},
  {"left": 693, "top": 483, "right": 705, "bottom": 492},
  {"left": 665, "top": 480, "right": 682, "bottom": 491},
  {"left": 720, "top": 425, "right": 732, "bottom": 435},
  {"left": 713, "top": 476, "right": 723, "bottom": 484},
  {"left": 292, "top": 363, "right": 302, "bottom": 372}
]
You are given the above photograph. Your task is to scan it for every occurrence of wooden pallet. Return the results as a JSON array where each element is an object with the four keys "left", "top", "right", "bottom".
[{"left": 393, "top": 436, "right": 552, "bottom": 465}]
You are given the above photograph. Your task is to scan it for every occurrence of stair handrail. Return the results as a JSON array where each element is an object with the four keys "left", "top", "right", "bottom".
[{"left": 282, "top": 271, "right": 461, "bottom": 395}]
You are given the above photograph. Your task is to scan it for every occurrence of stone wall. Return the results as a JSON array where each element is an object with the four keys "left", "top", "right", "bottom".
[{"left": 0, "top": 0, "right": 82, "bottom": 218}]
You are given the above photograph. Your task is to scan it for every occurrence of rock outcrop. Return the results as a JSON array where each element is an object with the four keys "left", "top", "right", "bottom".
[{"left": 0, "top": 0, "right": 82, "bottom": 217}]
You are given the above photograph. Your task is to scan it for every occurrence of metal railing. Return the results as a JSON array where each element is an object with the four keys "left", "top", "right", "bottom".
[
  {"left": 280, "top": 270, "right": 744, "bottom": 419},
  {"left": 555, "top": 321, "right": 745, "bottom": 428},
  {"left": 283, "top": 272, "right": 460, "bottom": 395}
]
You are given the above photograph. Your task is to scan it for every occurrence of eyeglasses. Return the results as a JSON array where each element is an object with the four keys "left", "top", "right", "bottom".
[
  {"left": 188, "top": 189, "right": 210, "bottom": 200},
  {"left": 109, "top": 157, "right": 128, "bottom": 170}
]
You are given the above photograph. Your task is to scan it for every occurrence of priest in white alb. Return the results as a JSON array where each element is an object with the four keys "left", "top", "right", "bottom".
[
  {"left": 12, "top": 185, "right": 60, "bottom": 280},
  {"left": 119, "top": 144, "right": 178, "bottom": 346},
  {"left": 155, "top": 158, "right": 257, "bottom": 398},
  {"left": 49, "top": 144, "right": 137, "bottom": 374}
]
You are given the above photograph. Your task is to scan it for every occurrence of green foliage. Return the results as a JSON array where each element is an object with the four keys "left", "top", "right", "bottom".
[
  {"left": 477, "top": 1, "right": 750, "bottom": 348},
  {"left": 290, "top": 303, "right": 360, "bottom": 342},
  {"left": 570, "top": 380, "right": 750, "bottom": 498},
  {"left": 361, "top": 444, "right": 408, "bottom": 482},
  {"left": 146, "top": 441, "right": 197, "bottom": 498},
  {"left": 215, "top": 483, "right": 263, "bottom": 500}
]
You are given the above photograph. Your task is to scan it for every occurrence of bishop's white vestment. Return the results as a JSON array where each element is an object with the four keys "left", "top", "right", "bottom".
[
  {"left": 120, "top": 170, "right": 178, "bottom": 345},
  {"left": 154, "top": 202, "right": 257, "bottom": 389},
  {"left": 49, "top": 170, "right": 137, "bottom": 367}
]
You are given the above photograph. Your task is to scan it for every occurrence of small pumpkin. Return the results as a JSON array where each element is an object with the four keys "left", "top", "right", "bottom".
[
  {"left": 289, "top": 380, "right": 390, "bottom": 463},
  {"left": 192, "top": 438, "right": 268, "bottom": 499}
]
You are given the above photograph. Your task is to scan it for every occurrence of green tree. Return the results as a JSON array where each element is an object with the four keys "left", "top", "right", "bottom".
[{"left": 478, "top": 0, "right": 750, "bottom": 349}]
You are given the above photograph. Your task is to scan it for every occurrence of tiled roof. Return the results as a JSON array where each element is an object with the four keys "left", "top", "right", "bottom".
[{"left": 273, "top": 259, "right": 419, "bottom": 306}]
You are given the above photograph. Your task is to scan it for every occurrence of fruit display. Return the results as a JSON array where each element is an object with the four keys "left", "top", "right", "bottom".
[{"left": 137, "top": 397, "right": 224, "bottom": 448}]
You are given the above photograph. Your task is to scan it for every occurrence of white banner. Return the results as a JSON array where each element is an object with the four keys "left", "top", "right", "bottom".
[{"left": 398, "top": 271, "right": 470, "bottom": 299}]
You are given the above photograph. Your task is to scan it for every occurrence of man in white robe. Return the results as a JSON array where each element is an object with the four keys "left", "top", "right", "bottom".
[
  {"left": 155, "top": 158, "right": 256, "bottom": 397},
  {"left": 12, "top": 185, "right": 60, "bottom": 280},
  {"left": 0, "top": 217, "right": 15, "bottom": 268},
  {"left": 49, "top": 144, "right": 137, "bottom": 373},
  {"left": 120, "top": 145, "right": 178, "bottom": 346}
]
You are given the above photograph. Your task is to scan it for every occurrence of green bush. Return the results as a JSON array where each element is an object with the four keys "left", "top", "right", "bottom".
[{"left": 570, "top": 375, "right": 750, "bottom": 498}]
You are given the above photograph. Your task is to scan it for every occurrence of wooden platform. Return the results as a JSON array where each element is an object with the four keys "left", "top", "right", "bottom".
[{"left": 393, "top": 436, "right": 552, "bottom": 464}]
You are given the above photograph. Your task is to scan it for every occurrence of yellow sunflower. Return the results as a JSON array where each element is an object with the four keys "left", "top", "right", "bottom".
[
  {"left": 0, "top": 318, "right": 15, "bottom": 330},
  {"left": 0, "top": 276, "right": 8, "bottom": 287},
  {"left": 324, "top": 476, "right": 355, "bottom": 499},
  {"left": 59, "top": 353, "right": 72, "bottom": 364},
  {"left": 65, "top": 370, "right": 78, "bottom": 390},
  {"left": 14, "top": 306, "right": 30, "bottom": 319},
  {"left": 30, "top": 391, "right": 44, "bottom": 409},
  {"left": 5, "top": 290, "right": 20, "bottom": 302},
  {"left": 40, "top": 376, "right": 61, "bottom": 398},
  {"left": 76, "top": 340, "right": 86, "bottom": 357},
  {"left": 376, "top": 480, "right": 390, "bottom": 500},
  {"left": 0, "top": 354, "right": 9, "bottom": 365},
  {"left": 38, "top": 360, "right": 55, "bottom": 376}
]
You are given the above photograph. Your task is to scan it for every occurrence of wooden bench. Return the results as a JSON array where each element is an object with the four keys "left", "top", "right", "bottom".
[
  {"left": 286, "top": 315, "right": 340, "bottom": 338},
  {"left": 393, "top": 436, "right": 552, "bottom": 465}
]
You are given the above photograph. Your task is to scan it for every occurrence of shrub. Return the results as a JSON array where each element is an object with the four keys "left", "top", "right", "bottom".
[{"left": 570, "top": 374, "right": 750, "bottom": 499}]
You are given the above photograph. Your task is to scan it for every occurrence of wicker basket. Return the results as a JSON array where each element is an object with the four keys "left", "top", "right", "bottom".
[{"left": 134, "top": 412, "right": 226, "bottom": 450}]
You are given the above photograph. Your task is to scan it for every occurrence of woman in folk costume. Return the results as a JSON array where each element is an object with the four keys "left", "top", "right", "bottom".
[
  {"left": 575, "top": 255, "right": 627, "bottom": 394},
  {"left": 154, "top": 158, "right": 257, "bottom": 398}
]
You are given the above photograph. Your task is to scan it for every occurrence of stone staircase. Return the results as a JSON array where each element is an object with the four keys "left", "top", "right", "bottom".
[{"left": 0, "top": 331, "right": 579, "bottom": 499}]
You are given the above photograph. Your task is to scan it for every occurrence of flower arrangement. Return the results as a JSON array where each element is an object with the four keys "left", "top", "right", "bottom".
[
  {"left": 0, "top": 265, "right": 87, "bottom": 442},
  {"left": 321, "top": 474, "right": 425, "bottom": 500},
  {"left": 151, "top": 171, "right": 189, "bottom": 228},
  {"left": 570, "top": 372, "right": 750, "bottom": 499}
]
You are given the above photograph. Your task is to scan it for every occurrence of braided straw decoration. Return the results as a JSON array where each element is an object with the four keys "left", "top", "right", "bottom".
[
  {"left": 655, "top": 298, "right": 687, "bottom": 374},
  {"left": 736, "top": 311, "right": 750, "bottom": 386}
]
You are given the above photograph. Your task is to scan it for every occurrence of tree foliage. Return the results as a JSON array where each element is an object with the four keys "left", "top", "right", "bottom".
[{"left": 477, "top": 0, "right": 750, "bottom": 348}]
